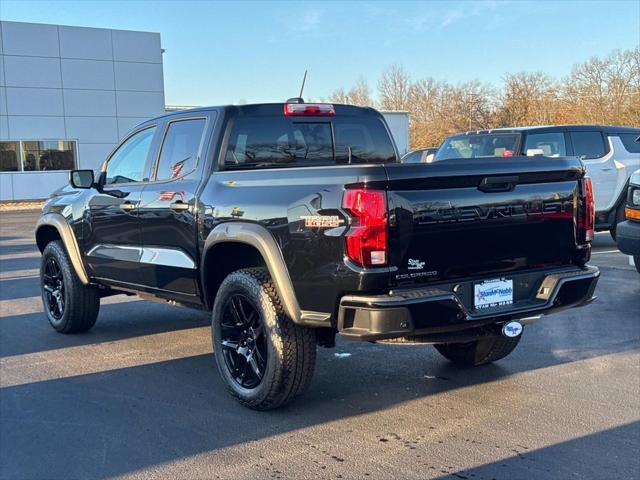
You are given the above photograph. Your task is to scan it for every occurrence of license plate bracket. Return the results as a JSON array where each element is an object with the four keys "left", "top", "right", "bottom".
[{"left": 474, "top": 278, "right": 514, "bottom": 310}]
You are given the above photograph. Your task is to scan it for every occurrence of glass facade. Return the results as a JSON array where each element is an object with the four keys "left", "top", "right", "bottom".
[{"left": 0, "top": 140, "right": 77, "bottom": 172}]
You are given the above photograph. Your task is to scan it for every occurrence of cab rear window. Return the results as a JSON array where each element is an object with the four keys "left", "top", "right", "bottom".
[{"left": 224, "top": 116, "right": 396, "bottom": 169}]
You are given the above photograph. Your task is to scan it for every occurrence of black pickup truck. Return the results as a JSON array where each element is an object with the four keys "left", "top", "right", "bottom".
[{"left": 36, "top": 102, "right": 599, "bottom": 409}]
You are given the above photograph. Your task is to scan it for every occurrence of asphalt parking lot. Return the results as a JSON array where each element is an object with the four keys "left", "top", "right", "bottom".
[{"left": 0, "top": 210, "right": 638, "bottom": 480}]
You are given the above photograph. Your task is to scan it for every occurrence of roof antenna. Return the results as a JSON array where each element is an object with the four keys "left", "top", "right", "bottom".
[{"left": 286, "top": 70, "right": 307, "bottom": 104}]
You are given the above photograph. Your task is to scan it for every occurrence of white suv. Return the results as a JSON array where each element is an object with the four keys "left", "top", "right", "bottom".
[{"left": 435, "top": 125, "right": 640, "bottom": 237}]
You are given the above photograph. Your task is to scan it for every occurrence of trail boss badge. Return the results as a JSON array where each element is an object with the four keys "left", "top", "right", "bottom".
[{"left": 300, "top": 215, "right": 344, "bottom": 228}]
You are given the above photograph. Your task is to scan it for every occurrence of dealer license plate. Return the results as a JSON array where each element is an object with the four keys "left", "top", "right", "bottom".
[{"left": 474, "top": 278, "right": 514, "bottom": 310}]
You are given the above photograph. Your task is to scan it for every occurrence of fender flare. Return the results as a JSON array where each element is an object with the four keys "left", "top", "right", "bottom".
[
  {"left": 36, "top": 213, "right": 90, "bottom": 285},
  {"left": 201, "top": 222, "right": 302, "bottom": 323}
]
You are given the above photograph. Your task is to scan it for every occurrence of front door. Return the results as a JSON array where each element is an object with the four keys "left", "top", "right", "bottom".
[
  {"left": 84, "top": 126, "right": 158, "bottom": 285},
  {"left": 137, "top": 116, "right": 211, "bottom": 297}
]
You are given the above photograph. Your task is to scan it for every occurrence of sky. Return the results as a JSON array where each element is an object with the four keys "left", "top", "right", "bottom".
[{"left": 1, "top": 0, "right": 639, "bottom": 106}]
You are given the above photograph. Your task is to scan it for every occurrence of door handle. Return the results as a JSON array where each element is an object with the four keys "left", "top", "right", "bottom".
[
  {"left": 478, "top": 175, "right": 519, "bottom": 193},
  {"left": 169, "top": 201, "right": 190, "bottom": 211},
  {"left": 119, "top": 201, "right": 137, "bottom": 211}
]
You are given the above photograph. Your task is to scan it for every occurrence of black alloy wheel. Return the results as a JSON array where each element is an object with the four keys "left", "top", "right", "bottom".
[
  {"left": 219, "top": 294, "right": 268, "bottom": 389},
  {"left": 42, "top": 256, "right": 65, "bottom": 320}
]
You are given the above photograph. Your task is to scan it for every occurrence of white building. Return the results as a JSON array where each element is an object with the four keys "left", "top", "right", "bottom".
[{"left": 0, "top": 21, "right": 165, "bottom": 201}]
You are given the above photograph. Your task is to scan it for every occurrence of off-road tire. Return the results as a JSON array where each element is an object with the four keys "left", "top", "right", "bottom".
[
  {"left": 211, "top": 268, "right": 316, "bottom": 410},
  {"left": 433, "top": 334, "right": 522, "bottom": 367},
  {"left": 40, "top": 240, "right": 100, "bottom": 333}
]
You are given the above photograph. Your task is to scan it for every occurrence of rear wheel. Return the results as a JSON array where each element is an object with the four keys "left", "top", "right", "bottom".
[
  {"left": 40, "top": 240, "right": 100, "bottom": 333},
  {"left": 434, "top": 334, "right": 521, "bottom": 367},
  {"left": 211, "top": 268, "right": 316, "bottom": 410}
]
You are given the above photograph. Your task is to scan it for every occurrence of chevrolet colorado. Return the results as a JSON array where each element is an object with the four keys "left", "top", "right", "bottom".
[{"left": 36, "top": 102, "right": 599, "bottom": 409}]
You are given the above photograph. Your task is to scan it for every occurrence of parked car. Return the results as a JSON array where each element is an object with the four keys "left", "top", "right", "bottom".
[
  {"left": 401, "top": 147, "right": 438, "bottom": 163},
  {"left": 615, "top": 169, "right": 640, "bottom": 274},
  {"left": 434, "top": 125, "right": 640, "bottom": 238},
  {"left": 36, "top": 102, "right": 599, "bottom": 410}
]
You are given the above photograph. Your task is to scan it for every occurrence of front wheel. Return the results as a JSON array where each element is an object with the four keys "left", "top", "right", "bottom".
[
  {"left": 40, "top": 240, "right": 100, "bottom": 333},
  {"left": 211, "top": 268, "right": 316, "bottom": 410},
  {"left": 434, "top": 334, "right": 521, "bottom": 367}
]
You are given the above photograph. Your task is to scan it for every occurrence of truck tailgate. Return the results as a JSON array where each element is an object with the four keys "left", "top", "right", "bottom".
[{"left": 385, "top": 157, "right": 586, "bottom": 288}]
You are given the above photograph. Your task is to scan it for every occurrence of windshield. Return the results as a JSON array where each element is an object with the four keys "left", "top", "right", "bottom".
[{"left": 435, "top": 134, "right": 520, "bottom": 161}]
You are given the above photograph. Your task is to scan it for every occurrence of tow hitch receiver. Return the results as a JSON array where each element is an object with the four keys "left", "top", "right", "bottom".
[{"left": 502, "top": 321, "right": 523, "bottom": 338}]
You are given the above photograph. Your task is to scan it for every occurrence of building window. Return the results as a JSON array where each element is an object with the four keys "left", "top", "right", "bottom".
[
  {"left": 0, "top": 142, "right": 20, "bottom": 172},
  {"left": 0, "top": 140, "right": 77, "bottom": 172}
]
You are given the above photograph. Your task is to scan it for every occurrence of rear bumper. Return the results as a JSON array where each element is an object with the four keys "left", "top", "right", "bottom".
[
  {"left": 616, "top": 220, "right": 640, "bottom": 256},
  {"left": 337, "top": 266, "right": 599, "bottom": 342}
]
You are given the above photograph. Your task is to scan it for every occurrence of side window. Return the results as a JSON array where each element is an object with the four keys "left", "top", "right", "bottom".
[
  {"left": 105, "top": 127, "right": 156, "bottom": 185},
  {"left": 333, "top": 117, "right": 396, "bottom": 163},
  {"left": 155, "top": 118, "right": 206, "bottom": 180},
  {"left": 618, "top": 133, "right": 640, "bottom": 154},
  {"left": 570, "top": 132, "right": 607, "bottom": 159},
  {"left": 523, "top": 133, "right": 567, "bottom": 158}
]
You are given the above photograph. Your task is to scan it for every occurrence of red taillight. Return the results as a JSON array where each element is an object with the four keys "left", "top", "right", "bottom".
[
  {"left": 283, "top": 103, "right": 336, "bottom": 117},
  {"left": 343, "top": 189, "right": 387, "bottom": 267},
  {"left": 579, "top": 177, "right": 595, "bottom": 243}
]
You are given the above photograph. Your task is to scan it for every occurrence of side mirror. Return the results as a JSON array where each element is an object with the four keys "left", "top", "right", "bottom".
[{"left": 69, "top": 169, "right": 95, "bottom": 189}]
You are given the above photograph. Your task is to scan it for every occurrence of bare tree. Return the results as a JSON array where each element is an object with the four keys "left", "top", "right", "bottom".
[
  {"left": 378, "top": 65, "right": 411, "bottom": 111},
  {"left": 407, "top": 77, "right": 447, "bottom": 147},
  {"left": 326, "top": 47, "right": 639, "bottom": 151},
  {"left": 348, "top": 77, "right": 374, "bottom": 107},
  {"left": 328, "top": 87, "right": 348, "bottom": 104},
  {"left": 563, "top": 48, "right": 640, "bottom": 125},
  {"left": 495, "top": 72, "right": 560, "bottom": 126},
  {"left": 328, "top": 78, "right": 374, "bottom": 107}
]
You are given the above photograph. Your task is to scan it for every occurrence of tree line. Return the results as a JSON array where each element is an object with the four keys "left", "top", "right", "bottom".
[{"left": 326, "top": 47, "right": 639, "bottom": 150}]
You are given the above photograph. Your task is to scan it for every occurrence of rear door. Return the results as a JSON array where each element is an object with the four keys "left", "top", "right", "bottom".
[
  {"left": 568, "top": 130, "right": 614, "bottom": 213},
  {"left": 136, "top": 113, "right": 213, "bottom": 297}
]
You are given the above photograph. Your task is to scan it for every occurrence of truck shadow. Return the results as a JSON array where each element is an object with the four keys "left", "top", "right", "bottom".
[
  {"left": 1, "top": 334, "right": 638, "bottom": 479},
  {"left": 0, "top": 299, "right": 210, "bottom": 357},
  {"left": 434, "top": 421, "right": 640, "bottom": 480},
  {"left": 0, "top": 253, "right": 40, "bottom": 273}
]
